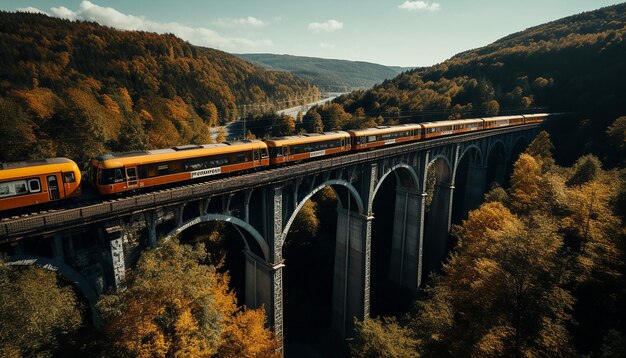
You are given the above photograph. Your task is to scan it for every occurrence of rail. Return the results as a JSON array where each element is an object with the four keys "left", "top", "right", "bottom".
[{"left": 0, "top": 124, "right": 540, "bottom": 241}]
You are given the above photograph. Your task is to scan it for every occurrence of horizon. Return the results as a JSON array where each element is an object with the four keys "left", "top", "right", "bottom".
[{"left": 2, "top": 0, "right": 624, "bottom": 67}]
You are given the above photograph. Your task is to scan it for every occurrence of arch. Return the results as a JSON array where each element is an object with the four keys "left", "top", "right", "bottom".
[
  {"left": 281, "top": 179, "right": 364, "bottom": 244},
  {"left": 487, "top": 139, "right": 507, "bottom": 161},
  {"left": 510, "top": 135, "right": 529, "bottom": 159},
  {"left": 427, "top": 154, "right": 452, "bottom": 173},
  {"left": 458, "top": 144, "right": 484, "bottom": 168},
  {"left": 165, "top": 214, "right": 270, "bottom": 261},
  {"left": 6, "top": 255, "right": 100, "bottom": 326},
  {"left": 371, "top": 164, "right": 420, "bottom": 202}
]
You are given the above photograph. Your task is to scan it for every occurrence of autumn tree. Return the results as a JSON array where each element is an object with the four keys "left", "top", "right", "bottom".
[
  {"left": 0, "top": 263, "right": 83, "bottom": 357},
  {"left": 526, "top": 130, "right": 555, "bottom": 172},
  {"left": 97, "top": 240, "right": 278, "bottom": 357},
  {"left": 509, "top": 153, "right": 542, "bottom": 214},
  {"left": 0, "top": 98, "right": 37, "bottom": 162},
  {"left": 566, "top": 154, "right": 602, "bottom": 186},
  {"left": 351, "top": 317, "right": 418, "bottom": 358}
]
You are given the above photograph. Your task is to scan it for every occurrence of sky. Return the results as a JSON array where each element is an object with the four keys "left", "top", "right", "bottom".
[{"left": 2, "top": 0, "right": 624, "bottom": 67}]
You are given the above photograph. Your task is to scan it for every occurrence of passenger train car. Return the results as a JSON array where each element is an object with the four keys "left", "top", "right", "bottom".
[
  {"left": 0, "top": 158, "right": 81, "bottom": 211},
  {"left": 0, "top": 113, "right": 550, "bottom": 210},
  {"left": 348, "top": 124, "right": 422, "bottom": 150},
  {"left": 264, "top": 131, "right": 351, "bottom": 165},
  {"left": 89, "top": 140, "right": 268, "bottom": 195}
]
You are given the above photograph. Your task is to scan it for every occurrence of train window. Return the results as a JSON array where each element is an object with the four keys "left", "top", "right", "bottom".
[
  {"left": 28, "top": 179, "right": 41, "bottom": 193},
  {"left": 99, "top": 169, "right": 125, "bottom": 185},
  {"left": 63, "top": 172, "right": 76, "bottom": 183},
  {"left": 368, "top": 136, "right": 376, "bottom": 143},
  {"left": 126, "top": 168, "right": 137, "bottom": 181},
  {"left": 254, "top": 150, "right": 260, "bottom": 161},
  {"left": 0, "top": 182, "right": 10, "bottom": 197},
  {"left": 158, "top": 165, "right": 168, "bottom": 176},
  {"left": 261, "top": 148, "right": 269, "bottom": 158}
]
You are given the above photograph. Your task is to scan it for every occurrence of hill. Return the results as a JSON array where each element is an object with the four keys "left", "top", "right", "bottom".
[
  {"left": 0, "top": 11, "right": 318, "bottom": 164},
  {"left": 236, "top": 53, "right": 411, "bottom": 90},
  {"left": 333, "top": 3, "right": 626, "bottom": 164}
]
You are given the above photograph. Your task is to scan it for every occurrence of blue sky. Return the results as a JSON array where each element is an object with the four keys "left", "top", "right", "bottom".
[{"left": 2, "top": 0, "right": 624, "bottom": 66}]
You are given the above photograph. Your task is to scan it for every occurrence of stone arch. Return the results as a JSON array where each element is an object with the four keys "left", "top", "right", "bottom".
[
  {"left": 487, "top": 139, "right": 507, "bottom": 161},
  {"left": 451, "top": 145, "right": 487, "bottom": 224},
  {"left": 281, "top": 179, "right": 364, "bottom": 244},
  {"left": 369, "top": 163, "right": 422, "bottom": 316},
  {"left": 422, "top": 156, "right": 453, "bottom": 283},
  {"left": 6, "top": 255, "right": 100, "bottom": 326},
  {"left": 165, "top": 214, "right": 270, "bottom": 262},
  {"left": 457, "top": 144, "right": 485, "bottom": 172},
  {"left": 371, "top": 164, "right": 420, "bottom": 203}
]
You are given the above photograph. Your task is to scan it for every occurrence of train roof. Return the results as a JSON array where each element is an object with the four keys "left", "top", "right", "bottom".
[
  {"left": 0, "top": 158, "right": 79, "bottom": 181},
  {"left": 348, "top": 124, "right": 423, "bottom": 136},
  {"left": 264, "top": 131, "right": 350, "bottom": 146},
  {"left": 92, "top": 140, "right": 268, "bottom": 169},
  {"left": 419, "top": 118, "right": 483, "bottom": 128},
  {"left": 481, "top": 115, "right": 524, "bottom": 121}
]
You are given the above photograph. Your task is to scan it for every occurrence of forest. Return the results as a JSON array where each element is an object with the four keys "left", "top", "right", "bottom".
[{"left": 0, "top": 11, "right": 318, "bottom": 165}]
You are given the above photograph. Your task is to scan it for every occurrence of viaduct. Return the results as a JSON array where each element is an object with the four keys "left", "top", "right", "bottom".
[{"left": 0, "top": 124, "right": 540, "bottom": 351}]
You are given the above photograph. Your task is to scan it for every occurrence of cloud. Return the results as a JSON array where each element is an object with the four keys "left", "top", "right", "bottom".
[
  {"left": 308, "top": 19, "right": 343, "bottom": 33},
  {"left": 23, "top": 1, "right": 272, "bottom": 51},
  {"left": 398, "top": 1, "right": 441, "bottom": 12},
  {"left": 320, "top": 42, "right": 335, "bottom": 49},
  {"left": 16, "top": 6, "right": 48, "bottom": 15},
  {"left": 213, "top": 16, "right": 266, "bottom": 28}
]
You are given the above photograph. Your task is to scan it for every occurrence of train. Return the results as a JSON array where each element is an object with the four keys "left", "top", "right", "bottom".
[{"left": 0, "top": 113, "right": 549, "bottom": 211}]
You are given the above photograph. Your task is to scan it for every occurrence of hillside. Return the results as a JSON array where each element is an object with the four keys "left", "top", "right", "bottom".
[
  {"left": 334, "top": 3, "right": 626, "bottom": 164},
  {"left": 236, "top": 53, "right": 411, "bottom": 89},
  {"left": 0, "top": 11, "right": 318, "bottom": 164}
]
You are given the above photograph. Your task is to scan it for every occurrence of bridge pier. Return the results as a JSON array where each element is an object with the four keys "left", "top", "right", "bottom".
[
  {"left": 244, "top": 250, "right": 281, "bottom": 321},
  {"left": 331, "top": 208, "right": 370, "bottom": 338},
  {"left": 389, "top": 187, "right": 421, "bottom": 291},
  {"left": 423, "top": 182, "right": 454, "bottom": 278},
  {"left": 463, "top": 164, "right": 487, "bottom": 215}
]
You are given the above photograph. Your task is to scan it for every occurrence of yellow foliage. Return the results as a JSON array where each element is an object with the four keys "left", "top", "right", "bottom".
[
  {"left": 102, "top": 94, "right": 121, "bottom": 114},
  {"left": 509, "top": 153, "right": 542, "bottom": 213},
  {"left": 10, "top": 87, "right": 61, "bottom": 120}
]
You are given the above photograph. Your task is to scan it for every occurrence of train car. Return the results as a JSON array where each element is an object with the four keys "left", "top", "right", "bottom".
[
  {"left": 482, "top": 115, "right": 525, "bottom": 129},
  {"left": 348, "top": 124, "right": 422, "bottom": 150},
  {"left": 89, "top": 140, "right": 269, "bottom": 195},
  {"left": 523, "top": 113, "right": 550, "bottom": 124},
  {"left": 265, "top": 131, "right": 351, "bottom": 165},
  {"left": 0, "top": 158, "right": 81, "bottom": 211},
  {"left": 420, "top": 118, "right": 484, "bottom": 139}
]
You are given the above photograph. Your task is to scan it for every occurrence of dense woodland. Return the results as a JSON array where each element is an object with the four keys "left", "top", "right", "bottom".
[{"left": 0, "top": 11, "right": 318, "bottom": 164}]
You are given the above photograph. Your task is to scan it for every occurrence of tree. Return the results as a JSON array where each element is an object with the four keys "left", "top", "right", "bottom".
[
  {"left": 97, "top": 240, "right": 277, "bottom": 357},
  {"left": 566, "top": 154, "right": 602, "bottom": 186},
  {"left": 351, "top": 317, "right": 419, "bottom": 358},
  {"left": 0, "top": 263, "right": 82, "bottom": 357},
  {"left": 113, "top": 114, "right": 148, "bottom": 152},
  {"left": 526, "top": 130, "right": 555, "bottom": 172},
  {"left": 509, "top": 153, "right": 542, "bottom": 214},
  {"left": 301, "top": 109, "right": 323, "bottom": 133},
  {"left": 483, "top": 99, "right": 500, "bottom": 116}
]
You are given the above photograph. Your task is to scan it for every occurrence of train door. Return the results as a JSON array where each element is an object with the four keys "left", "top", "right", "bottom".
[
  {"left": 253, "top": 149, "right": 260, "bottom": 166},
  {"left": 282, "top": 146, "right": 288, "bottom": 160},
  {"left": 47, "top": 175, "right": 61, "bottom": 200},
  {"left": 126, "top": 166, "right": 139, "bottom": 189}
]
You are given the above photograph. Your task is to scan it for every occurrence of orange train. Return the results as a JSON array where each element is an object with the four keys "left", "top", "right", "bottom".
[
  {"left": 0, "top": 114, "right": 549, "bottom": 209},
  {"left": 0, "top": 158, "right": 81, "bottom": 211}
]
